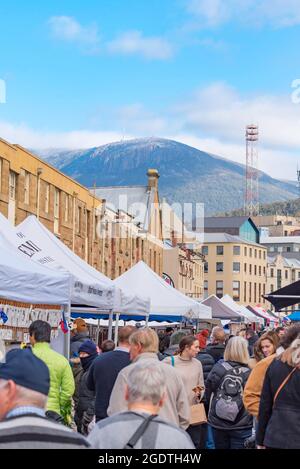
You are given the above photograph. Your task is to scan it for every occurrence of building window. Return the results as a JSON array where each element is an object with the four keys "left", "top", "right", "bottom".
[
  {"left": 24, "top": 171, "right": 30, "bottom": 205},
  {"left": 233, "top": 281, "right": 240, "bottom": 301},
  {"left": 216, "top": 246, "right": 224, "bottom": 256},
  {"left": 244, "top": 281, "right": 247, "bottom": 302},
  {"left": 285, "top": 270, "right": 289, "bottom": 279},
  {"left": 204, "top": 280, "right": 208, "bottom": 298},
  {"left": 271, "top": 268, "right": 274, "bottom": 278},
  {"left": 259, "top": 250, "right": 262, "bottom": 259},
  {"left": 269, "top": 247, "right": 275, "bottom": 252},
  {"left": 45, "top": 183, "right": 50, "bottom": 213},
  {"left": 204, "top": 262, "right": 208, "bottom": 273},
  {"left": 216, "top": 281, "right": 223, "bottom": 299},
  {"left": 249, "top": 282, "right": 252, "bottom": 303},
  {"left": 259, "top": 283, "right": 261, "bottom": 302},
  {"left": 278, "top": 247, "right": 283, "bottom": 253},
  {"left": 254, "top": 283, "right": 257, "bottom": 303},
  {"left": 9, "top": 171, "right": 16, "bottom": 200},
  {"left": 250, "top": 248, "right": 252, "bottom": 258},
  {"left": 259, "top": 266, "right": 261, "bottom": 276},
  {"left": 54, "top": 188, "right": 60, "bottom": 219},
  {"left": 254, "top": 265, "right": 257, "bottom": 276},
  {"left": 249, "top": 264, "right": 252, "bottom": 275},
  {"left": 255, "top": 249, "right": 257, "bottom": 258},
  {"left": 233, "top": 246, "right": 240, "bottom": 255},
  {"left": 263, "top": 251, "right": 266, "bottom": 260},
  {"left": 263, "top": 267, "right": 266, "bottom": 275},
  {"left": 233, "top": 262, "right": 240, "bottom": 273},
  {"left": 216, "top": 262, "right": 224, "bottom": 272},
  {"left": 287, "top": 247, "right": 291, "bottom": 252},
  {"left": 77, "top": 206, "right": 82, "bottom": 234},
  {"left": 202, "top": 246, "right": 208, "bottom": 256},
  {"left": 298, "top": 272, "right": 300, "bottom": 279},
  {"left": 244, "top": 247, "right": 247, "bottom": 256},
  {"left": 119, "top": 266, "right": 122, "bottom": 277},
  {"left": 65, "top": 194, "right": 69, "bottom": 222},
  {"left": 244, "top": 263, "right": 247, "bottom": 274}
]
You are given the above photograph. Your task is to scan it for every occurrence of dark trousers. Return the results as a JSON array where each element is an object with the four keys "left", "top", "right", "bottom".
[
  {"left": 187, "top": 424, "right": 206, "bottom": 449},
  {"left": 212, "top": 428, "right": 252, "bottom": 449}
]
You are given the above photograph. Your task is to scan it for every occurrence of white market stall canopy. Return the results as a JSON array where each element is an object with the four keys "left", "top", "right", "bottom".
[
  {"left": 0, "top": 215, "right": 70, "bottom": 305},
  {"left": 220, "top": 294, "right": 263, "bottom": 324},
  {"left": 15, "top": 216, "right": 149, "bottom": 316},
  {"left": 114, "top": 261, "right": 212, "bottom": 321}
]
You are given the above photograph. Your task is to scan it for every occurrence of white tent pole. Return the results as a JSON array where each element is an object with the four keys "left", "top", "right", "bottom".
[
  {"left": 145, "top": 315, "right": 149, "bottom": 327},
  {"left": 96, "top": 319, "right": 100, "bottom": 347},
  {"left": 108, "top": 311, "right": 114, "bottom": 340},
  {"left": 64, "top": 302, "right": 71, "bottom": 360},
  {"left": 114, "top": 313, "right": 120, "bottom": 346}
]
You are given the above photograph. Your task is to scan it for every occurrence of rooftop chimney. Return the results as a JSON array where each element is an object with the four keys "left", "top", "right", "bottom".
[{"left": 147, "top": 168, "right": 160, "bottom": 190}]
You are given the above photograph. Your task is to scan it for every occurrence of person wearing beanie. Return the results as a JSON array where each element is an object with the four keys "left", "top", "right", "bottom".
[
  {"left": 0, "top": 349, "right": 89, "bottom": 449},
  {"left": 70, "top": 318, "right": 89, "bottom": 358},
  {"left": 74, "top": 339, "right": 98, "bottom": 435}
]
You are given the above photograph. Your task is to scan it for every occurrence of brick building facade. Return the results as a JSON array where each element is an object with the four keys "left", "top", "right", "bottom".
[{"left": 0, "top": 137, "right": 163, "bottom": 278}]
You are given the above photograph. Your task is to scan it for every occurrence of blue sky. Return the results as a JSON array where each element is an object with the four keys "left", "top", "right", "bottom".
[{"left": 1, "top": 0, "right": 300, "bottom": 179}]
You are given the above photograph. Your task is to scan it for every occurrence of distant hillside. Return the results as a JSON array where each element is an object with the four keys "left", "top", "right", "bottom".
[
  {"left": 35, "top": 138, "right": 299, "bottom": 215},
  {"left": 222, "top": 197, "right": 300, "bottom": 217}
]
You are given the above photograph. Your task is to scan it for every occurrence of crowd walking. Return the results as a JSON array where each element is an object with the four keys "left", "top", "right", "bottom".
[{"left": 0, "top": 319, "right": 299, "bottom": 450}]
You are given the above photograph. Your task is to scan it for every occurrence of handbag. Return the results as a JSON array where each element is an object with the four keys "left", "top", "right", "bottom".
[{"left": 190, "top": 402, "right": 207, "bottom": 426}]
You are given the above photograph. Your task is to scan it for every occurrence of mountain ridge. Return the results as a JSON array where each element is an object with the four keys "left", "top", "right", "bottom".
[{"left": 35, "top": 137, "right": 298, "bottom": 215}]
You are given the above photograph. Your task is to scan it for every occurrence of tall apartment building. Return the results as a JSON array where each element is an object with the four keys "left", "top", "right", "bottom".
[
  {"left": 202, "top": 233, "right": 267, "bottom": 307},
  {"left": 267, "top": 254, "right": 300, "bottom": 312},
  {"left": 0, "top": 137, "right": 163, "bottom": 277}
]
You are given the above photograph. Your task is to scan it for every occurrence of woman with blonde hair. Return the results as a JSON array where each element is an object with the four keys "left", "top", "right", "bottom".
[
  {"left": 205, "top": 336, "right": 253, "bottom": 449},
  {"left": 257, "top": 335, "right": 300, "bottom": 449}
]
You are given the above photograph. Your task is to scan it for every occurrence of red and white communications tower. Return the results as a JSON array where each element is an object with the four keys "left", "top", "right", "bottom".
[{"left": 245, "top": 124, "right": 259, "bottom": 217}]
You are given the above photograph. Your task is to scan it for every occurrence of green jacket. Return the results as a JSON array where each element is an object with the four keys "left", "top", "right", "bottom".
[{"left": 32, "top": 342, "right": 75, "bottom": 419}]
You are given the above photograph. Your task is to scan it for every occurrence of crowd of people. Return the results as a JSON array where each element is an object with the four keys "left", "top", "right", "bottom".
[{"left": 0, "top": 318, "right": 299, "bottom": 449}]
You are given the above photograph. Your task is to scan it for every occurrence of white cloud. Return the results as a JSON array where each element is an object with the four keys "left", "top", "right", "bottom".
[
  {"left": 2, "top": 81, "right": 300, "bottom": 180},
  {"left": 0, "top": 120, "right": 129, "bottom": 149},
  {"left": 48, "top": 16, "right": 101, "bottom": 53},
  {"left": 186, "top": 0, "right": 300, "bottom": 28},
  {"left": 107, "top": 31, "right": 173, "bottom": 60}
]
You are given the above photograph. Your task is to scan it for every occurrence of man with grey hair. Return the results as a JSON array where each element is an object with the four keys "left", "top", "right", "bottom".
[
  {"left": 108, "top": 328, "right": 190, "bottom": 429},
  {"left": 88, "top": 360, "right": 194, "bottom": 449},
  {"left": 0, "top": 349, "right": 89, "bottom": 449}
]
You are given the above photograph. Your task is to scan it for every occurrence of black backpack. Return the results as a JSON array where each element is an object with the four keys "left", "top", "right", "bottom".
[{"left": 210, "top": 362, "right": 249, "bottom": 423}]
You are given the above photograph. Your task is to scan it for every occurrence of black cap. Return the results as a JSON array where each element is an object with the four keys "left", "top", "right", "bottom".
[{"left": 0, "top": 349, "right": 50, "bottom": 396}]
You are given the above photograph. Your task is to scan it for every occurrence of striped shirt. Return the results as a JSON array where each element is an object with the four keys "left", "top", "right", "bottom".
[{"left": 0, "top": 414, "right": 90, "bottom": 449}]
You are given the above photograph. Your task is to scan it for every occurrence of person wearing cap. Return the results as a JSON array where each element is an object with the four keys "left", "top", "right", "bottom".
[
  {"left": 74, "top": 339, "right": 98, "bottom": 435},
  {"left": 0, "top": 349, "right": 90, "bottom": 449},
  {"left": 29, "top": 320, "right": 75, "bottom": 425},
  {"left": 70, "top": 318, "right": 89, "bottom": 358}
]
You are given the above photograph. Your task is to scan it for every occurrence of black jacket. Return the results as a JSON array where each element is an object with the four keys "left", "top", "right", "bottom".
[
  {"left": 87, "top": 350, "right": 130, "bottom": 421},
  {"left": 257, "top": 359, "right": 300, "bottom": 449},
  {"left": 70, "top": 332, "right": 89, "bottom": 357},
  {"left": 196, "top": 351, "right": 215, "bottom": 383},
  {"left": 205, "top": 360, "right": 252, "bottom": 430},
  {"left": 206, "top": 343, "right": 225, "bottom": 363}
]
